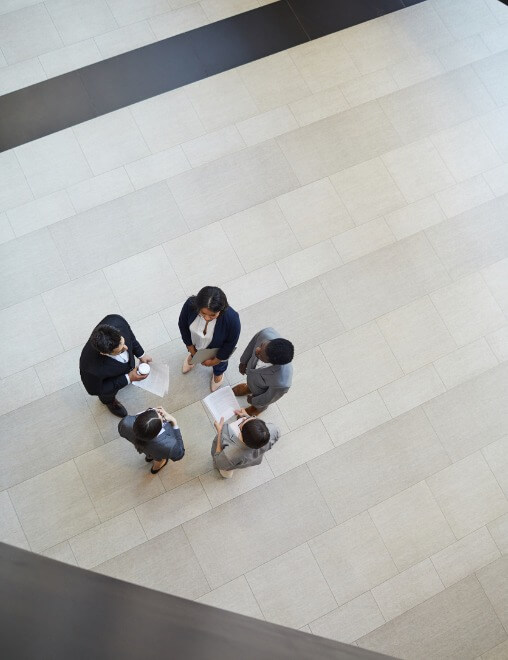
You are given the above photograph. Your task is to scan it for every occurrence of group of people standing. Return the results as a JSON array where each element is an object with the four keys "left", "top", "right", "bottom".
[{"left": 79, "top": 286, "right": 294, "bottom": 479}]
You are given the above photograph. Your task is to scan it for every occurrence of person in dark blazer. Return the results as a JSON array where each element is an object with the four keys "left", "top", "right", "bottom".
[
  {"left": 233, "top": 327, "right": 294, "bottom": 416},
  {"left": 118, "top": 407, "right": 184, "bottom": 474},
  {"left": 178, "top": 286, "right": 240, "bottom": 392},
  {"left": 79, "top": 314, "right": 152, "bottom": 418}
]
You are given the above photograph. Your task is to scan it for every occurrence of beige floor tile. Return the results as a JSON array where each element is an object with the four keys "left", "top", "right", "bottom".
[
  {"left": 0, "top": 490, "right": 29, "bottom": 550},
  {"left": 487, "top": 326, "right": 508, "bottom": 363},
  {"left": 0, "top": 228, "right": 69, "bottom": 310},
  {"left": 382, "top": 139, "right": 455, "bottom": 204},
  {"left": 473, "top": 50, "right": 508, "bottom": 106},
  {"left": 431, "top": 0, "right": 499, "bottom": 39},
  {"left": 69, "top": 509, "right": 147, "bottom": 569},
  {"left": 424, "top": 363, "right": 508, "bottom": 461},
  {"left": 197, "top": 576, "right": 264, "bottom": 620},
  {"left": 379, "top": 364, "right": 446, "bottom": 417},
  {"left": 147, "top": 3, "right": 208, "bottom": 39},
  {"left": 321, "top": 322, "right": 403, "bottom": 402},
  {"left": 130, "top": 313, "right": 170, "bottom": 352},
  {"left": 289, "top": 85, "right": 349, "bottom": 127},
  {"left": 200, "top": 0, "right": 258, "bottom": 23},
  {"left": 436, "top": 34, "right": 492, "bottom": 70},
  {"left": 50, "top": 182, "right": 187, "bottom": 279},
  {"left": 430, "top": 119, "right": 502, "bottom": 183},
  {"left": 35, "top": 346, "right": 81, "bottom": 395},
  {"left": 44, "top": 0, "right": 116, "bottom": 45},
  {"left": 94, "top": 526, "right": 210, "bottom": 600},
  {"left": 9, "top": 460, "right": 99, "bottom": 552},
  {"left": 224, "top": 263, "right": 287, "bottom": 312},
  {"left": 428, "top": 453, "right": 508, "bottom": 539},
  {"left": 385, "top": 1, "right": 454, "bottom": 53},
  {"left": 276, "top": 178, "right": 353, "bottom": 249},
  {"left": 358, "top": 575, "right": 507, "bottom": 659},
  {"left": 0, "top": 368, "right": 44, "bottom": 417},
  {"left": 431, "top": 274, "right": 505, "bottom": 347},
  {"left": 73, "top": 108, "right": 150, "bottom": 176},
  {"left": 484, "top": 165, "right": 508, "bottom": 198},
  {"left": 372, "top": 559, "right": 444, "bottom": 621},
  {"left": 309, "top": 511, "right": 397, "bottom": 606},
  {"left": 370, "top": 481, "right": 455, "bottom": 571},
  {"left": 483, "top": 436, "right": 508, "bottom": 499},
  {"left": 288, "top": 33, "right": 359, "bottom": 93},
  {"left": 309, "top": 408, "right": 450, "bottom": 524},
  {"left": 168, "top": 140, "right": 298, "bottom": 230},
  {"left": 378, "top": 296, "right": 457, "bottom": 374},
  {"left": 199, "top": 459, "right": 274, "bottom": 508},
  {"left": 0, "top": 383, "right": 102, "bottom": 491},
  {"left": 0, "top": 150, "right": 33, "bottom": 214},
  {"left": 379, "top": 66, "right": 495, "bottom": 143},
  {"left": 124, "top": 146, "right": 191, "bottom": 190},
  {"left": 130, "top": 88, "right": 204, "bottom": 153},
  {"left": 43, "top": 541, "right": 77, "bottom": 566},
  {"left": 389, "top": 53, "right": 445, "bottom": 87},
  {"left": 183, "top": 465, "right": 334, "bottom": 588},
  {"left": 93, "top": 21, "right": 156, "bottom": 59},
  {"left": 159, "top": 301, "right": 186, "bottom": 340},
  {"left": 135, "top": 478, "right": 211, "bottom": 539},
  {"left": 340, "top": 68, "right": 398, "bottom": 107},
  {"left": 434, "top": 338, "right": 498, "bottom": 390},
  {"left": 479, "top": 107, "right": 508, "bottom": 163},
  {"left": 310, "top": 592, "right": 385, "bottom": 644},
  {"left": 277, "top": 101, "right": 401, "bottom": 186},
  {"left": 435, "top": 175, "right": 495, "bottom": 218},
  {"left": 477, "top": 556, "right": 508, "bottom": 633},
  {"left": 385, "top": 196, "right": 445, "bottom": 240},
  {"left": 330, "top": 157, "right": 406, "bottom": 226},
  {"left": 74, "top": 437, "right": 165, "bottom": 521},
  {"left": 236, "top": 106, "right": 298, "bottom": 146},
  {"left": 276, "top": 346, "right": 347, "bottom": 431},
  {"left": 320, "top": 232, "right": 450, "bottom": 330},
  {"left": 431, "top": 527, "right": 500, "bottom": 587},
  {"left": 332, "top": 218, "right": 395, "bottom": 264},
  {"left": 488, "top": 514, "right": 508, "bottom": 555},
  {"left": 7, "top": 189, "right": 75, "bottom": 237},
  {"left": 181, "top": 125, "right": 245, "bottom": 168},
  {"left": 38, "top": 39, "right": 100, "bottom": 77},
  {"left": 0, "top": 57, "right": 47, "bottom": 96},
  {"left": 277, "top": 240, "right": 342, "bottom": 288},
  {"left": 185, "top": 69, "right": 258, "bottom": 132},
  {"left": 105, "top": 0, "right": 173, "bottom": 26},
  {"left": 239, "top": 50, "right": 310, "bottom": 113},
  {"left": 265, "top": 419, "right": 333, "bottom": 477},
  {"left": 481, "top": 640, "right": 508, "bottom": 660},
  {"left": 0, "top": 212, "right": 15, "bottom": 245},
  {"left": 246, "top": 543, "right": 336, "bottom": 628},
  {"left": 482, "top": 259, "right": 508, "bottom": 316},
  {"left": 42, "top": 270, "right": 120, "bottom": 350},
  {"left": 321, "top": 391, "right": 391, "bottom": 448},
  {"left": 221, "top": 200, "right": 299, "bottom": 273},
  {"left": 66, "top": 168, "right": 134, "bottom": 214}
]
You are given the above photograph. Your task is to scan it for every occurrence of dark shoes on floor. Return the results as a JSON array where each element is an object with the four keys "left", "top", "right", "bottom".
[
  {"left": 106, "top": 398, "right": 128, "bottom": 418},
  {"left": 151, "top": 459, "right": 168, "bottom": 474}
]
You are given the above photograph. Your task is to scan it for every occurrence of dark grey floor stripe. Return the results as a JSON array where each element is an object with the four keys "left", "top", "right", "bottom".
[{"left": 0, "top": 0, "right": 427, "bottom": 151}]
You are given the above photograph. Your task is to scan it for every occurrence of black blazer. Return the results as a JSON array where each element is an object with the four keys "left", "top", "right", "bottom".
[
  {"left": 79, "top": 314, "right": 144, "bottom": 397},
  {"left": 118, "top": 417, "right": 185, "bottom": 462},
  {"left": 178, "top": 298, "right": 241, "bottom": 361}
]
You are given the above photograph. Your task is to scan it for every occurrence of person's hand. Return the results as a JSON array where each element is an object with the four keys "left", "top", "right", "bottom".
[
  {"left": 187, "top": 345, "right": 197, "bottom": 356},
  {"left": 239, "top": 363, "right": 246, "bottom": 375},
  {"left": 247, "top": 395, "right": 252, "bottom": 404},
  {"left": 214, "top": 417, "right": 224, "bottom": 433},
  {"left": 235, "top": 408, "right": 248, "bottom": 418},
  {"left": 128, "top": 367, "right": 148, "bottom": 382},
  {"left": 139, "top": 355, "right": 153, "bottom": 364},
  {"left": 202, "top": 358, "right": 220, "bottom": 367}
]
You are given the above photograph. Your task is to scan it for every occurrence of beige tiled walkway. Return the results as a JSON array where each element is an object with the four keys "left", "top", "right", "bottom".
[{"left": 1, "top": 1, "right": 508, "bottom": 657}]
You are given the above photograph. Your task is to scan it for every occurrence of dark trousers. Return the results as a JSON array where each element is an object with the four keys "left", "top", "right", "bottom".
[
  {"left": 213, "top": 360, "right": 228, "bottom": 376},
  {"left": 98, "top": 391, "right": 118, "bottom": 404}
]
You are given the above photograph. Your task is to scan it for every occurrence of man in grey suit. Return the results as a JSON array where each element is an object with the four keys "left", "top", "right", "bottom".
[{"left": 233, "top": 327, "right": 294, "bottom": 416}]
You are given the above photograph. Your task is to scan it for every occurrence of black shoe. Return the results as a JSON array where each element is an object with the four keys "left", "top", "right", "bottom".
[
  {"left": 151, "top": 459, "right": 168, "bottom": 474},
  {"left": 145, "top": 457, "right": 153, "bottom": 463},
  {"left": 106, "top": 399, "right": 128, "bottom": 418}
]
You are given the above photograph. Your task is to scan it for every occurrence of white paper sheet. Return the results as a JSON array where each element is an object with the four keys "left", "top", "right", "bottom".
[
  {"left": 132, "top": 362, "right": 170, "bottom": 397},
  {"left": 203, "top": 386, "right": 239, "bottom": 422}
]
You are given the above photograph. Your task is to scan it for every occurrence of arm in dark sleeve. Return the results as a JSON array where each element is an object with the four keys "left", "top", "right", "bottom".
[
  {"left": 240, "top": 330, "right": 259, "bottom": 364},
  {"left": 178, "top": 299, "right": 193, "bottom": 347},
  {"left": 168, "top": 427, "right": 185, "bottom": 461},
  {"left": 81, "top": 370, "right": 129, "bottom": 396},
  {"left": 216, "top": 311, "right": 241, "bottom": 361},
  {"left": 125, "top": 319, "right": 144, "bottom": 358}
]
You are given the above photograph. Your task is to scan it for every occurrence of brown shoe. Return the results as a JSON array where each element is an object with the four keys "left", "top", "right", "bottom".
[
  {"left": 245, "top": 405, "right": 261, "bottom": 417},
  {"left": 233, "top": 383, "right": 250, "bottom": 397}
]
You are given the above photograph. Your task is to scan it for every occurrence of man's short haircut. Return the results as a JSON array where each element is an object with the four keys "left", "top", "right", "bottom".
[
  {"left": 133, "top": 409, "right": 162, "bottom": 444},
  {"left": 242, "top": 418, "right": 270, "bottom": 449},
  {"left": 265, "top": 338, "right": 294, "bottom": 365},
  {"left": 90, "top": 324, "right": 122, "bottom": 354}
]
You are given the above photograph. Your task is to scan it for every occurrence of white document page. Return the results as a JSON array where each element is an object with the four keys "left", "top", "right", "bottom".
[
  {"left": 203, "top": 386, "right": 239, "bottom": 422},
  {"left": 132, "top": 362, "right": 170, "bottom": 397}
]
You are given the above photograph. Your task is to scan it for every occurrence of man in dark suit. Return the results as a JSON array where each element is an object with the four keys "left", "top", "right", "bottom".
[{"left": 80, "top": 314, "right": 152, "bottom": 417}]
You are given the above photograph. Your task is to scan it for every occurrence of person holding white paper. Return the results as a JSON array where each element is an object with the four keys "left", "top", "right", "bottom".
[
  {"left": 178, "top": 286, "right": 240, "bottom": 393},
  {"left": 211, "top": 409, "right": 279, "bottom": 479}
]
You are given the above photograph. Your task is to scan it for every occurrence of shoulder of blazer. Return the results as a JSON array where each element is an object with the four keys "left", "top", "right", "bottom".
[{"left": 222, "top": 307, "right": 240, "bottom": 328}]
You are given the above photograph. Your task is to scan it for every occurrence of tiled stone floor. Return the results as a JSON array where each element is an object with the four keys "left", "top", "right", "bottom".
[{"left": 1, "top": 1, "right": 508, "bottom": 658}]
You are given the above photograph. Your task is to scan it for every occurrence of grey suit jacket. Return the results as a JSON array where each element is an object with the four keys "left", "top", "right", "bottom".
[
  {"left": 240, "top": 327, "right": 293, "bottom": 410},
  {"left": 118, "top": 416, "right": 185, "bottom": 462},
  {"left": 211, "top": 421, "right": 279, "bottom": 471}
]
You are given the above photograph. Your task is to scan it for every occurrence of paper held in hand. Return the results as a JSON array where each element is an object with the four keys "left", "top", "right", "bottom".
[
  {"left": 203, "top": 386, "right": 239, "bottom": 422},
  {"left": 132, "top": 362, "right": 170, "bottom": 397}
]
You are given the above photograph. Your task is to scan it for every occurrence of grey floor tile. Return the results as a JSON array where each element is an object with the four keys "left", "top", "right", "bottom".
[
  {"left": 0, "top": 490, "right": 29, "bottom": 550},
  {"left": 94, "top": 526, "right": 210, "bottom": 600},
  {"left": 124, "top": 145, "right": 191, "bottom": 190},
  {"left": 196, "top": 576, "right": 264, "bottom": 620},
  {"left": 332, "top": 218, "right": 395, "bottom": 264},
  {"left": 199, "top": 460, "right": 274, "bottom": 508},
  {"left": 378, "top": 364, "right": 446, "bottom": 418},
  {"left": 35, "top": 346, "right": 81, "bottom": 395},
  {"left": 276, "top": 240, "right": 342, "bottom": 288},
  {"left": 357, "top": 576, "right": 507, "bottom": 660},
  {"left": 473, "top": 50, "right": 508, "bottom": 106},
  {"left": 236, "top": 106, "right": 298, "bottom": 147},
  {"left": 488, "top": 514, "right": 508, "bottom": 555},
  {"left": 423, "top": 363, "right": 508, "bottom": 461},
  {"left": 481, "top": 640, "right": 508, "bottom": 660},
  {"left": 385, "top": 196, "right": 445, "bottom": 241},
  {"left": 0, "top": 228, "right": 69, "bottom": 310},
  {"left": 309, "top": 510, "right": 397, "bottom": 607},
  {"left": 321, "top": 391, "right": 391, "bottom": 448},
  {"left": 43, "top": 540, "right": 77, "bottom": 566},
  {"left": 0, "top": 368, "right": 45, "bottom": 417},
  {"left": 7, "top": 189, "right": 75, "bottom": 237},
  {"left": 477, "top": 556, "right": 508, "bottom": 634},
  {"left": 487, "top": 326, "right": 508, "bottom": 363},
  {"left": 167, "top": 140, "right": 299, "bottom": 230},
  {"left": 246, "top": 543, "right": 336, "bottom": 629},
  {"left": 483, "top": 436, "right": 508, "bottom": 499},
  {"left": 39, "top": 39, "right": 102, "bottom": 78},
  {"left": 45, "top": 0, "right": 117, "bottom": 45},
  {"left": 479, "top": 106, "right": 508, "bottom": 163},
  {"left": 67, "top": 168, "right": 134, "bottom": 214},
  {"left": 308, "top": 408, "right": 450, "bottom": 524},
  {"left": 223, "top": 264, "right": 287, "bottom": 313},
  {"left": 183, "top": 465, "right": 335, "bottom": 589},
  {"left": 265, "top": 419, "right": 333, "bottom": 477},
  {"left": 435, "top": 175, "right": 494, "bottom": 219},
  {"left": 483, "top": 258, "right": 508, "bottom": 317},
  {"left": 434, "top": 338, "right": 498, "bottom": 390},
  {"left": 0, "top": 383, "right": 103, "bottom": 490},
  {"left": 181, "top": 125, "right": 245, "bottom": 169},
  {"left": 0, "top": 3, "right": 62, "bottom": 64},
  {"left": 8, "top": 460, "right": 99, "bottom": 552}
]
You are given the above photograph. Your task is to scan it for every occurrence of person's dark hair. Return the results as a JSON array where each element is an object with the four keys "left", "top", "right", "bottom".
[
  {"left": 265, "top": 338, "right": 294, "bottom": 365},
  {"left": 90, "top": 324, "right": 122, "bottom": 354},
  {"left": 241, "top": 418, "right": 270, "bottom": 449},
  {"left": 133, "top": 409, "right": 162, "bottom": 446},
  {"left": 191, "top": 286, "right": 228, "bottom": 315}
]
